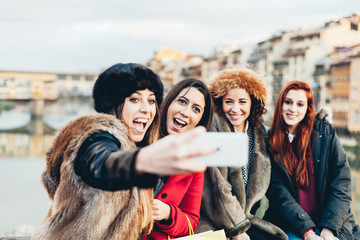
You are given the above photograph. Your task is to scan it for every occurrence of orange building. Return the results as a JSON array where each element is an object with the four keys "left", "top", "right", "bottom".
[
  {"left": 331, "top": 60, "right": 351, "bottom": 128},
  {"left": 348, "top": 54, "right": 360, "bottom": 133}
]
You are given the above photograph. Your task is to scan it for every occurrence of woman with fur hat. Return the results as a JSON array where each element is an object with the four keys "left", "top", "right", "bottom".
[
  {"left": 31, "top": 63, "right": 216, "bottom": 240},
  {"left": 196, "top": 68, "right": 287, "bottom": 240},
  {"left": 143, "top": 78, "right": 214, "bottom": 240}
]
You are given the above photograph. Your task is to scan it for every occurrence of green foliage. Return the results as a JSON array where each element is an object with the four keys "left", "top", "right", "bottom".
[
  {"left": 344, "top": 145, "right": 360, "bottom": 170},
  {"left": 0, "top": 101, "right": 15, "bottom": 111}
]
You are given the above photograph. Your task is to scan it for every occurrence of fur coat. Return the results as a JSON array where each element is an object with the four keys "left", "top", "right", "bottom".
[
  {"left": 31, "top": 113, "right": 153, "bottom": 240},
  {"left": 197, "top": 114, "right": 287, "bottom": 239}
]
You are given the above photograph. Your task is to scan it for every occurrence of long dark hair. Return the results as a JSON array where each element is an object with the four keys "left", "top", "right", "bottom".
[
  {"left": 269, "top": 80, "right": 315, "bottom": 189},
  {"left": 159, "top": 78, "right": 214, "bottom": 138}
]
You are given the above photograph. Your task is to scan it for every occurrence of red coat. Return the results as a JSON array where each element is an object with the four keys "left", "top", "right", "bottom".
[{"left": 143, "top": 172, "right": 204, "bottom": 240}]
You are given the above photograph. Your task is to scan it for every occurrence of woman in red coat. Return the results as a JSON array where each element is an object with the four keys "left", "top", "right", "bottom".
[{"left": 143, "top": 78, "right": 214, "bottom": 240}]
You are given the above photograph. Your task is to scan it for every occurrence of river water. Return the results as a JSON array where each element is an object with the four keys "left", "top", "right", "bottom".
[
  {"left": 0, "top": 157, "right": 50, "bottom": 236},
  {"left": 0, "top": 100, "right": 360, "bottom": 237},
  {"left": 0, "top": 99, "right": 94, "bottom": 237}
]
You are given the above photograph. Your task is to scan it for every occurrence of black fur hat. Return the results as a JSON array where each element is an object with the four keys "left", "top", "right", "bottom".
[{"left": 93, "top": 63, "right": 164, "bottom": 113}]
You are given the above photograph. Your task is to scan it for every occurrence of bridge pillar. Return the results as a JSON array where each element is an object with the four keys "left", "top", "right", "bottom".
[{"left": 30, "top": 99, "right": 44, "bottom": 119}]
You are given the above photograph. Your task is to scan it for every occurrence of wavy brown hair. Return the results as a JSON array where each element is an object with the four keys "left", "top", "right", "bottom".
[{"left": 269, "top": 81, "right": 315, "bottom": 189}]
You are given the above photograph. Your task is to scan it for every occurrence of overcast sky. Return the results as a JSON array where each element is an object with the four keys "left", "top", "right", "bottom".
[{"left": 0, "top": 0, "right": 359, "bottom": 73}]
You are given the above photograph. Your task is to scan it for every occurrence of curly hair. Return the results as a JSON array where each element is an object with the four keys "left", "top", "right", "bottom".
[{"left": 209, "top": 68, "right": 267, "bottom": 128}]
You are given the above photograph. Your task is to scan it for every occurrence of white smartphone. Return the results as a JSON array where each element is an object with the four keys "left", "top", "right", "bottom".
[{"left": 191, "top": 132, "right": 248, "bottom": 167}]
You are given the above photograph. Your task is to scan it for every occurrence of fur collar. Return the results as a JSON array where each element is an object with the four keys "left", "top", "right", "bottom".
[
  {"left": 214, "top": 113, "right": 270, "bottom": 212},
  {"left": 210, "top": 114, "right": 286, "bottom": 239}
]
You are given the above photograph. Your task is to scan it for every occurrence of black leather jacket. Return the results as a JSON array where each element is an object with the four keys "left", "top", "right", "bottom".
[
  {"left": 265, "top": 119, "right": 357, "bottom": 239},
  {"left": 74, "top": 132, "right": 158, "bottom": 191}
]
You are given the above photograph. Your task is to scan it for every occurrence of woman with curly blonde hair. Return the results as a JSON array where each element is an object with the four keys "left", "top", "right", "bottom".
[{"left": 196, "top": 68, "right": 287, "bottom": 240}]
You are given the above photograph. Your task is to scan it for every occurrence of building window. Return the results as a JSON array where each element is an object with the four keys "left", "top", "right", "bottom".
[
  {"left": 0, "top": 79, "right": 7, "bottom": 87},
  {"left": 351, "top": 73, "right": 355, "bottom": 80},
  {"left": 352, "top": 86, "right": 357, "bottom": 101},
  {"left": 58, "top": 75, "right": 66, "bottom": 80},
  {"left": 72, "top": 75, "right": 80, "bottom": 81},
  {"left": 85, "top": 76, "right": 94, "bottom": 81},
  {"left": 0, "top": 145, "right": 5, "bottom": 154},
  {"left": 354, "top": 110, "right": 360, "bottom": 124}
]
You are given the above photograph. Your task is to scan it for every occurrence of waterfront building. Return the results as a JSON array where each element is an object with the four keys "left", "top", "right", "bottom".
[
  {"left": 331, "top": 59, "right": 352, "bottom": 129},
  {"left": 349, "top": 54, "right": 360, "bottom": 133},
  {"left": 0, "top": 70, "right": 97, "bottom": 100},
  {"left": 247, "top": 32, "right": 294, "bottom": 107},
  {"left": 0, "top": 71, "right": 57, "bottom": 100},
  {"left": 180, "top": 55, "right": 204, "bottom": 82},
  {"left": 147, "top": 48, "right": 208, "bottom": 93},
  {"left": 147, "top": 46, "right": 249, "bottom": 89},
  {"left": 313, "top": 45, "right": 360, "bottom": 133},
  {"left": 248, "top": 13, "right": 360, "bottom": 109},
  {"left": 56, "top": 73, "right": 96, "bottom": 97},
  {"left": 201, "top": 54, "right": 228, "bottom": 84},
  {"left": 147, "top": 48, "right": 187, "bottom": 93},
  {"left": 201, "top": 46, "right": 251, "bottom": 85}
]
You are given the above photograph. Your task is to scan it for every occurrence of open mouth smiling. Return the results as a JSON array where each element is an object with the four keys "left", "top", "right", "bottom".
[
  {"left": 133, "top": 118, "right": 148, "bottom": 131},
  {"left": 173, "top": 118, "right": 187, "bottom": 128}
]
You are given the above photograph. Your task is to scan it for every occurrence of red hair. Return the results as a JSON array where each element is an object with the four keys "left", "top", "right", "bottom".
[{"left": 269, "top": 81, "right": 315, "bottom": 189}]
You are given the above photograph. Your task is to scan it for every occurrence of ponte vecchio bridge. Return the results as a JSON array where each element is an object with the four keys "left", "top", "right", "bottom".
[{"left": 0, "top": 70, "right": 97, "bottom": 117}]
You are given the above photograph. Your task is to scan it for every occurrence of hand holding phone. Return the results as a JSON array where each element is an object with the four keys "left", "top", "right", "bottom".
[{"left": 191, "top": 132, "right": 248, "bottom": 167}]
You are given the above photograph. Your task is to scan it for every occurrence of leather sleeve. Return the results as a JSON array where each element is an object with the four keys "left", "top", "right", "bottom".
[
  {"left": 74, "top": 132, "right": 158, "bottom": 191},
  {"left": 201, "top": 167, "right": 251, "bottom": 237}
]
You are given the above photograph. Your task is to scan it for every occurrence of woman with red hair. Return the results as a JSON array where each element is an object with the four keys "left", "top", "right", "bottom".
[{"left": 264, "top": 81, "right": 358, "bottom": 240}]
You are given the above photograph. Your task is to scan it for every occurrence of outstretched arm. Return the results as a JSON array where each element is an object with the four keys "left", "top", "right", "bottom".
[{"left": 136, "top": 126, "right": 217, "bottom": 176}]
